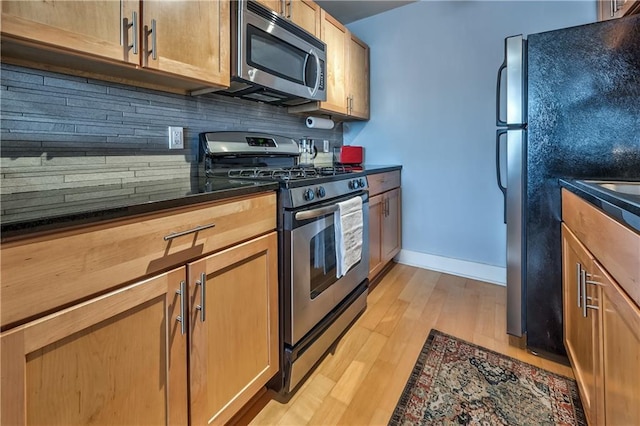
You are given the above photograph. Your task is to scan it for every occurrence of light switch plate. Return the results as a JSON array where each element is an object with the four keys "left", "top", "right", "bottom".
[{"left": 168, "top": 126, "right": 184, "bottom": 149}]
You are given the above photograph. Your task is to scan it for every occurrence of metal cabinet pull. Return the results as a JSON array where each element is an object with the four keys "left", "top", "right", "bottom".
[
  {"left": 610, "top": 0, "right": 615, "bottom": 17},
  {"left": 581, "top": 268, "right": 588, "bottom": 317},
  {"left": 196, "top": 272, "right": 206, "bottom": 322},
  {"left": 286, "top": 0, "right": 292, "bottom": 18},
  {"left": 125, "top": 11, "right": 138, "bottom": 54},
  {"left": 147, "top": 19, "right": 157, "bottom": 60},
  {"left": 576, "top": 263, "right": 582, "bottom": 308},
  {"left": 163, "top": 223, "right": 216, "bottom": 241},
  {"left": 176, "top": 280, "right": 186, "bottom": 335}
]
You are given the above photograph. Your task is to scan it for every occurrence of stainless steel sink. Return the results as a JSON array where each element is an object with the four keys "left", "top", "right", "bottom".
[{"left": 585, "top": 181, "right": 640, "bottom": 196}]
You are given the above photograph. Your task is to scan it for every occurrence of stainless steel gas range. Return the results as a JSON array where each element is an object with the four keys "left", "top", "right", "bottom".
[{"left": 200, "top": 131, "right": 369, "bottom": 397}]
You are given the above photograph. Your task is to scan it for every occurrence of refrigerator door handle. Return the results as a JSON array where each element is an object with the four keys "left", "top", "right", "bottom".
[
  {"left": 496, "top": 129, "right": 507, "bottom": 223},
  {"left": 496, "top": 59, "right": 507, "bottom": 127}
]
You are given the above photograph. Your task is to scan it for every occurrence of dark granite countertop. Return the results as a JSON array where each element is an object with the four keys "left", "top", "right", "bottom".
[
  {"left": 1, "top": 165, "right": 403, "bottom": 241},
  {"left": 360, "top": 165, "right": 402, "bottom": 175},
  {"left": 559, "top": 179, "right": 640, "bottom": 233},
  {"left": 1, "top": 176, "right": 279, "bottom": 241}
]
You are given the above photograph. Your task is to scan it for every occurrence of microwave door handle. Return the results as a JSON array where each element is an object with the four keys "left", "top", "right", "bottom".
[
  {"left": 496, "top": 129, "right": 507, "bottom": 223},
  {"left": 305, "top": 50, "right": 321, "bottom": 97},
  {"left": 496, "top": 58, "right": 507, "bottom": 127}
]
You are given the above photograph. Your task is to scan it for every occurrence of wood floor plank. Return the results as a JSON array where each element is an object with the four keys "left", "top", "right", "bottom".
[
  {"left": 317, "top": 325, "right": 372, "bottom": 383},
  {"left": 245, "top": 263, "right": 576, "bottom": 425},
  {"left": 330, "top": 331, "right": 387, "bottom": 405}
]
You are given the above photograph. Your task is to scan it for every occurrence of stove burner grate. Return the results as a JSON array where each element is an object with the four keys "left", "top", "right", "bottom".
[{"left": 224, "top": 165, "right": 357, "bottom": 181}]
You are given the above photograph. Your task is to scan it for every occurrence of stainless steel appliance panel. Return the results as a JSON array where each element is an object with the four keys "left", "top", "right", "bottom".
[
  {"left": 285, "top": 194, "right": 369, "bottom": 345},
  {"left": 506, "top": 128, "right": 525, "bottom": 337}
]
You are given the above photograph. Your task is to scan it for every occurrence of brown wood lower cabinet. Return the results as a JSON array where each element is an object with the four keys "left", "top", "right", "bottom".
[
  {"left": 189, "top": 232, "right": 279, "bottom": 425},
  {"left": 596, "top": 261, "right": 640, "bottom": 425},
  {"left": 1, "top": 268, "right": 189, "bottom": 425},
  {"left": 561, "top": 188, "right": 640, "bottom": 425},
  {"left": 368, "top": 171, "right": 401, "bottom": 282},
  {"left": 562, "top": 224, "right": 601, "bottom": 425},
  {"left": 1, "top": 194, "right": 279, "bottom": 425}
]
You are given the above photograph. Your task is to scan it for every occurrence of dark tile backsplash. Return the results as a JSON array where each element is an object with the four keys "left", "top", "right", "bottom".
[{"left": 1, "top": 63, "right": 343, "bottom": 196}]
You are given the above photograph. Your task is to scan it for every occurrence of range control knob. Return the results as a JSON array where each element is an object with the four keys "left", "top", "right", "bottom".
[
  {"left": 316, "top": 186, "right": 326, "bottom": 198},
  {"left": 349, "top": 179, "right": 358, "bottom": 189},
  {"left": 358, "top": 178, "right": 366, "bottom": 188},
  {"left": 303, "top": 188, "right": 315, "bottom": 201}
]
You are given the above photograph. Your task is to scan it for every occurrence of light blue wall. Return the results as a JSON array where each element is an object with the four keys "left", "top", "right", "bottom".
[{"left": 346, "top": 1, "right": 597, "bottom": 268}]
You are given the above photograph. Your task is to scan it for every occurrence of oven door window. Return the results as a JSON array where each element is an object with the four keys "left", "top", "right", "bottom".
[
  {"left": 247, "top": 25, "right": 310, "bottom": 87},
  {"left": 309, "top": 223, "right": 337, "bottom": 299}
]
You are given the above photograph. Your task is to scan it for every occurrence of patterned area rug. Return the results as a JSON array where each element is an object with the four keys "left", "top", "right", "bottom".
[{"left": 389, "top": 330, "right": 585, "bottom": 425}]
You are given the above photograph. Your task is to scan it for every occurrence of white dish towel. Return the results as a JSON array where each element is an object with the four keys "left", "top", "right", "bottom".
[{"left": 334, "top": 195, "right": 363, "bottom": 278}]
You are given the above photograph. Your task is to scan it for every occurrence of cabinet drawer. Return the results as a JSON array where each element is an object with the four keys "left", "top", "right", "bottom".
[
  {"left": 562, "top": 189, "right": 640, "bottom": 307},
  {"left": 1, "top": 192, "right": 277, "bottom": 328},
  {"left": 367, "top": 170, "right": 400, "bottom": 196}
]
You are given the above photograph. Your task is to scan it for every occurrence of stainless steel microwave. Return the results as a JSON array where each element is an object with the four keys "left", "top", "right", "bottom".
[{"left": 217, "top": 0, "right": 326, "bottom": 106}]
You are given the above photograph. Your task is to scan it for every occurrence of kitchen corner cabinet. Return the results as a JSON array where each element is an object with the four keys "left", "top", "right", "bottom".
[
  {"left": 1, "top": 0, "right": 229, "bottom": 93},
  {"left": 288, "top": 9, "right": 370, "bottom": 120},
  {"left": 368, "top": 171, "right": 402, "bottom": 281},
  {"left": 598, "top": 0, "right": 640, "bottom": 20},
  {"left": 561, "top": 188, "right": 640, "bottom": 425},
  {"left": 1, "top": 193, "right": 278, "bottom": 425}
]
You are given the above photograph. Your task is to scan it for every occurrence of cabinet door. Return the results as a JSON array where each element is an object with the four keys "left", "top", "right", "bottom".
[
  {"left": 596, "top": 261, "right": 640, "bottom": 425},
  {"left": 320, "top": 9, "right": 348, "bottom": 115},
  {"left": 598, "top": 0, "right": 639, "bottom": 20},
  {"left": 1, "top": 268, "right": 188, "bottom": 426},
  {"left": 142, "top": 0, "right": 230, "bottom": 87},
  {"left": 561, "top": 225, "right": 600, "bottom": 425},
  {"left": 1, "top": 0, "right": 139, "bottom": 65},
  {"left": 289, "top": 0, "right": 321, "bottom": 37},
  {"left": 368, "top": 193, "right": 384, "bottom": 280},
  {"left": 382, "top": 188, "right": 402, "bottom": 262},
  {"left": 348, "top": 34, "right": 370, "bottom": 119},
  {"left": 189, "top": 232, "right": 279, "bottom": 425},
  {"left": 255, "top": 0, "right": 284, "bottom": 14}
]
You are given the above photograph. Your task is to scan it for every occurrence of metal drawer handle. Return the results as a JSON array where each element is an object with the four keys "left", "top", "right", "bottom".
[
  {"left": 196, "top": 272, "right": 206, "bottom": 322},
  {"left": 176, "top": 280, "right": 186, "bottom": 335},
  {"left": 163, "top": 223, "right": 215, "bottom": 241}
]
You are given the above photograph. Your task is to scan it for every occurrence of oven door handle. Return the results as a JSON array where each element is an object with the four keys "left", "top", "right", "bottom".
[
  {"left": 294, "top": 193, "right": 368, "bottom": 221},
  {"left": 295, "top": 204, "right": 339, "bottom": 221}
]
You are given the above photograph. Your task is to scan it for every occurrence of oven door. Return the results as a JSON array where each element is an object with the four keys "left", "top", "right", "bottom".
[
  {"left": 237, "top": 0, "right": 326, "bottom": 101},
  {"left": 283, "top": 193, "right": 369, "bottom": 346}
]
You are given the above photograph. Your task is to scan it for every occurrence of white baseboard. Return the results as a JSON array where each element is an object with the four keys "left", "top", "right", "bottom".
[{"left": 395, "top": 249, "right": 506, "bottom": 286}]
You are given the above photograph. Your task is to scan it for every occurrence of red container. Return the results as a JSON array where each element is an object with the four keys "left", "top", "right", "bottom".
[{"left": 339, "top": 146, "right": 363, "bottom": 165}]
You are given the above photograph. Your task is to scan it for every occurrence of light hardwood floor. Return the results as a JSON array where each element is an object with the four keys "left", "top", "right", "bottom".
[{"left": 242, "top": 263, "right": 574, "bottom": 425}]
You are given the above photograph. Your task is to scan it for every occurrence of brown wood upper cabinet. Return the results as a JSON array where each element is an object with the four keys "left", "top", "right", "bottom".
[
  {"left": 598, "top": 0, "right": 640, "bottom": 20},
  {"left": 561, "top": 189, "right": 640, "bottom": 425},
  {"left": 255, "top": 0, "right": 321, "bottom": 37},
  {"left": 289, "top": 9, "right": 370, "bottom": 120},
  {"left": 1, "top": 0, "right": 230, "bottom": 93}
]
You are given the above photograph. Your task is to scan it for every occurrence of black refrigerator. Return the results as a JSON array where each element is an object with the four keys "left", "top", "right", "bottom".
[{"left": 496, "top": 14, "right": 640, "bottom": 358}]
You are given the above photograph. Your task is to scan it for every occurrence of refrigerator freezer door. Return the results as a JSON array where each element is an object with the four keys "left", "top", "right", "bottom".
[
  {"left": 507, "top": 128, "right": 526, "bottom": 337},
  {"left": 506, "top": 35, "right": 526, "bottom": 127}
]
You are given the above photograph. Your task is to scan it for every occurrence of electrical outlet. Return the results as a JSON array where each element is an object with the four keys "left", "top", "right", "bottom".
[{"left": 168, "top": 126, "right": 184, "bottom": 149}]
